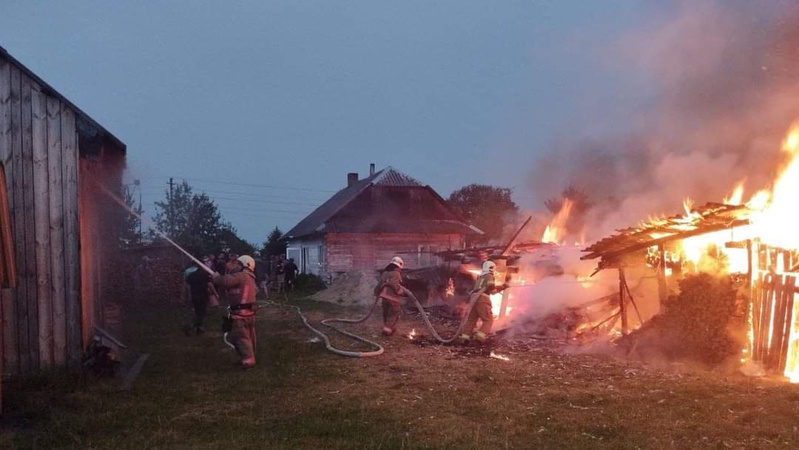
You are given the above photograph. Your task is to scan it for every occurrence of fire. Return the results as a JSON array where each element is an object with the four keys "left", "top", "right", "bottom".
[
  {"left": 407, "top": 328, "right": 417, "bottom": 340},
  {"left": 542, "top": 199, "right": 573, "bottom": 244},
  {"left": 649, "top": 122, "right": 799, "bottom": 382}
]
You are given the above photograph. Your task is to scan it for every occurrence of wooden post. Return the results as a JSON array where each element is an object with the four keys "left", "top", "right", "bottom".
[
  {"left": 619, "top": 267, "right": 628, "bottom": 335},
  {"left": 657, "top": 244, "right": 668, "bottom": 312}
]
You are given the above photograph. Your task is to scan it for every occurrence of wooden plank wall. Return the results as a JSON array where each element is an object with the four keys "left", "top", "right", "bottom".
[
  {"left": 0, "top": 56, "right": 82, "bottom": 374},
  {"left": 752, "top": 272, "right": 798, "bottom": 372},
  {"left": 325, "top": 233, "right": 464, "bottom": 274}
]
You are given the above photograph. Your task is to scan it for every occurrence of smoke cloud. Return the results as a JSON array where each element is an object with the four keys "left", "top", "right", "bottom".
[{"left": 529, "top": 1, "right": 799, "bottom": 241}]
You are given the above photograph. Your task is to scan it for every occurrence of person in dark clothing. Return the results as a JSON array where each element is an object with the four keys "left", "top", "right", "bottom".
[
  {"left": 254, "top": 257, "right": 268, "bottom": 296},
  {"left": 284, "top": 258, "right": 298, "bottom": 292},
  {"left": 183, "top": 263, "right": 213, "bottom": 335}
]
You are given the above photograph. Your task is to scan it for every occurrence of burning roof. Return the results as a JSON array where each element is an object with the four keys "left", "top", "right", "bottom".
[{"left": 582, "top": 202, "right": 751, "bottom": 265}]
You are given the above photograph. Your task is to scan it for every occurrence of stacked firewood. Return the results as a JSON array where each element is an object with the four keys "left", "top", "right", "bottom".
[
  {"left": 621, "top": 273, "right": 745, "bottom": 365},
  {"left": 105, "top": 256, "right": 186, "bottom": 305}
]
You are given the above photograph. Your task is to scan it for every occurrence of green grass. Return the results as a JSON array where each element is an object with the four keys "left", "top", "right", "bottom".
[{"left": 4, "top": 293, "right": 799, "bottom": 449}]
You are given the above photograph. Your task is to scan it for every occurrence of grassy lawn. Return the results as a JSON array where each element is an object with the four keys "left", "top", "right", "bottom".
[{"left": 4, "top": 293, "right": 799, "bottom": 449}]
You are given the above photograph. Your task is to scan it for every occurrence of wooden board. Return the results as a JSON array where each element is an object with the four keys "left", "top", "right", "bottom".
[
  {"left": 20, "top": 72, "right": 36, "bottom": 372},
  {"left": 47, "top": 95, "right": 66, "bottom": 365},
  {"left": 32, "top": 86, "right": 52, "bottom": 368},
  {"left": 7, "top": 64, "right": 22, "bottom": 375},
  {"left": 0, "top": 57, "right": 7, "bottom": 404},
  {"left": 61, "top": 107, "right": 81, "bottom": 364}
]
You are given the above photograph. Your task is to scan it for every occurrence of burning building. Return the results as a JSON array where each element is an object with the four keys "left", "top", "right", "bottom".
[
  {"left": 570, "top": 122, "right": 799, "bottom": 380},
  {"left": 0, "top": 46, "right": 126, "bottom": 391}
]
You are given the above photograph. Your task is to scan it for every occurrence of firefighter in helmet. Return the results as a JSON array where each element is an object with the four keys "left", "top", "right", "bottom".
[
  {"left": 459, "top": 260, "right": 509, "bottom": 345},
  {"left": 213, "top": 255, "right": 258, "bottom": 368},
  {"left": 375, "top": 256, "right": 411, "bottom": 336}
]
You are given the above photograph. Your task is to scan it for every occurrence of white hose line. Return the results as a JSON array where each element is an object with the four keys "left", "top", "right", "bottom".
[
  {"left": 222, "top": 332, "right": 236, "bottom": 350},
  {"left": 263, "top": 297, "right": 385, "bottom": 357},
  {"left": 406, "top": 289, "right": 485, "bottom": 344}
]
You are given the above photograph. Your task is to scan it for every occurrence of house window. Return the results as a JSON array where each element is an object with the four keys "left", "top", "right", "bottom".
[
  {"left": 0, "top": 164, "right": 17, "bottom": 288},
  {"left": 318, "top": 245, "right": 325, "bottom": 265}
]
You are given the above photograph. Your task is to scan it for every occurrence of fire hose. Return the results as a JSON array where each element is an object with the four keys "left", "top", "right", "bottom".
[{"left": 258, "top": 288, "right": 487, "bottom": 357}]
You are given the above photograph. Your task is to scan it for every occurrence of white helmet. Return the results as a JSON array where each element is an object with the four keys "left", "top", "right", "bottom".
[
  {"left": 390, "top": 256, "right": 404, "bottom": 269},
  {"left": 481, "top": 260, "right": 496, "bottom": 275},
  {"left": 237, "top": 255, "right": 256, "bottom": 271}
]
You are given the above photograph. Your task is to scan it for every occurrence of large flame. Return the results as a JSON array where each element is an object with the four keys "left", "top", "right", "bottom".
[
  {"left": 542, "top": 199, "right": 573, "bottom": 244},
  {"left": 651, "top": 122, "right": 799, "bottom": 382}
]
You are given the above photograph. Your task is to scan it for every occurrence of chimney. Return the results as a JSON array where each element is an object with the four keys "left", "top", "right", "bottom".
[
  {"left": 347, "top": 172, "right": 359, "bottom": 187},
  {"left": 369, "top": 163, "right": 375, "bottom": 176}
]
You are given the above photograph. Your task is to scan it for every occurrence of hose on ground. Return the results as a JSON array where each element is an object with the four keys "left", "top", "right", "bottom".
[
  {"left": 405, "top": 289, "right": 484, "bottom": 344},
  {"left": 259, "top": 296, "right": 385, "bottom": 357},
  {"left": 257, "top": 287, "right": 486, "bottom": 356}
]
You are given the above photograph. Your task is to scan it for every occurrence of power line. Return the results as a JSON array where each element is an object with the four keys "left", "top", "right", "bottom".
[{"left": 183, "top": 177, "right": 339, "bottom": 193}]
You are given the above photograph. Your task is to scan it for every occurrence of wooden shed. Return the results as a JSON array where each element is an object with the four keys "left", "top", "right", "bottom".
[
  {"left": 581, "top": 202, "right": 799, "bottom": 376},
  {"left": 283, "top": 165, "right": 482, "bottom": 279},
  {"left": 0, "top": 46, "right": 126, "bottom": 383}
]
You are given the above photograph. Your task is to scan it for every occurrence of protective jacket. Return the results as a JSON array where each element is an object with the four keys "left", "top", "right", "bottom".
[
  {"left": 215, "top": 269, "right": 257, "bottom": 317},
  {"left": 375, "top": 264, "right": 404, "bottom": 302},
  {"left": 214, "top": 268, "right": 258, "bottom": 367}
]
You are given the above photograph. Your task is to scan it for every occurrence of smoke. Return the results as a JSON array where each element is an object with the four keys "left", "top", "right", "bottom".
[
  {"left": 498, "top": 247, "right": 661, "bottom": 339},
  {"left": 529, "top": 1, "right": 799, "bottom": 241}
]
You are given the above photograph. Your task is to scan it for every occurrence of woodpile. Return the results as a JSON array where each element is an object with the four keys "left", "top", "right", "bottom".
[
  {"left": 106, "top": 256, "right": 186, "bottom": 306},
  {"left": 620, "top": 273, "right": 746, "bottom": 365}
]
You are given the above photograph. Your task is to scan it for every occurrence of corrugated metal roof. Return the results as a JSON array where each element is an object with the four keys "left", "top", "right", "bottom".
[
  {"left": 283, "top": 166, "right": 481, "bottom": 239},
  {"left": 371, "top": 168, "right": 424, "bottom": 187}
]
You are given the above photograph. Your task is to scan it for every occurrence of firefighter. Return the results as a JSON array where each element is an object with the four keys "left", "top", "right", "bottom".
[
  {"left": 459, "top": 260, "right": 509, "bottom": 345},
  {"left": 213, "top": 255, "right": 258, "bottom": 368},
  {"left": 375, "top": 256, "right": 411, "bottom": 336}
]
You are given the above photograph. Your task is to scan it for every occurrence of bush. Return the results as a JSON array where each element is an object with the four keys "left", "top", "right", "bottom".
[
  {"left": 295, "top": 273, "right": 327, "bottom": 294},
  {"left": 621, "top": 273, "right": 745, "bottom": 366}
]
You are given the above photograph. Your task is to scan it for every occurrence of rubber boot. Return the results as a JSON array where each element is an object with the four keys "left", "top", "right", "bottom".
[{"left": 241, "top": 357, "right": 256, "bottom": 369}]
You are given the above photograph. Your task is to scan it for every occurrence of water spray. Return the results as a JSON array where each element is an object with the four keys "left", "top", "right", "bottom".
[{"left": 91, "top": 177, "right": 215, "bottom": 276}]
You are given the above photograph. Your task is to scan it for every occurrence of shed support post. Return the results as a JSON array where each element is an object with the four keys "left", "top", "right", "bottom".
[{"left": 619, "top": 267, "right": 628, "bottom": 335}]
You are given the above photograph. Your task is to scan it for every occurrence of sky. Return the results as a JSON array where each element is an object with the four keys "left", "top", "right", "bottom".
[{"left": 0, "top": 1, "right": 668, "bottom": 244}]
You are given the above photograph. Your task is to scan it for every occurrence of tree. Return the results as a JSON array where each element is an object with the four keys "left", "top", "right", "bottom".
[
  {"left": 544, "top": 184, "right": 593, "bottom": 236},
  {"left": 152, "top": 180, "right": 226, "bottom": 255},
  {"left": 117, "top": 185, "right": 144, "bottom": 248},
  {"left": 220, "top": 226, "right": 257, "bottom": 256},
  {"left": 261, "top": 227, "right": 287, "bottom": 257},
  {"left": 447, "top": 184, "right": 519, "bottom": 244}
]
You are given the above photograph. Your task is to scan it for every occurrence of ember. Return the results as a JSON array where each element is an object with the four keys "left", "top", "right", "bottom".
[{"left": 489, "top": 351, "right": 510, "bottom": 361}]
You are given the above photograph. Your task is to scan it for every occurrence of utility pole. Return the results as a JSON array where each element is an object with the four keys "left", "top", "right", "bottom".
[
  {"left": 168, "top": 177, "right": 174, "bottom": 237},
  {"left": 134, "top": 179, "right": 142, "bottom": 237}
]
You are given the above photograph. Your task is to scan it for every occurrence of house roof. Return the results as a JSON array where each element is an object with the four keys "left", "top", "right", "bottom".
[
  {"left": 283, "top": 166, "right": 482, "bottom": 239},
  {"left": 0, "top": 46, "right": 126, "bottom": 153}
]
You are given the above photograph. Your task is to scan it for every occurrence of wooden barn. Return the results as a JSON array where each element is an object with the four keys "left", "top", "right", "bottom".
[
  {"left": 283, "top": 165, "right": 482, "bottom": 279},
  {"left": 0, "top": 46, "right": 126, "bottom": 388}
]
